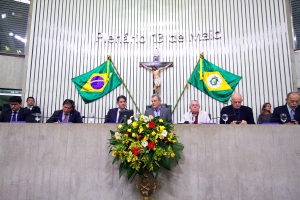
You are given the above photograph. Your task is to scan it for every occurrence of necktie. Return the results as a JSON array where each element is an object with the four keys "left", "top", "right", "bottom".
[
  {"left": 63, "top": 114, "right": 68, "bottom": 122},
  {"left": 290, "top": 109, "right": 295, "bottom": 120},
  {"left": 11, "top": 111, "right": 17, "bottom": 122}
]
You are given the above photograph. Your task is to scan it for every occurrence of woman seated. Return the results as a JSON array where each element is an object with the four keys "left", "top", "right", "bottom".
[{"left": 257, "top": 102, "right": 272, "bottom": 124}]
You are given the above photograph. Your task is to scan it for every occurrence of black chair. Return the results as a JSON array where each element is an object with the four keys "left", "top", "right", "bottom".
[{"left": 146, "top": 104, "right": 172, "bottom": 110}]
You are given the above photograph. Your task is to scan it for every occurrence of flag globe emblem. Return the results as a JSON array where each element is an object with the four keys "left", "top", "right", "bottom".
[
  {"left": 206, "top": 74, "right": 222, "bottom": 89},
  {"left": 90, "top": 76, "right": 105, "bottom": 89}
]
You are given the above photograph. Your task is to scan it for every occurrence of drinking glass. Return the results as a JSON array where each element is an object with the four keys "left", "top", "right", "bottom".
[
  {"left": 190, "top": 115, "right": 196, "bottom": 124},
  {"left": 88, "top": 112, "right": 95, "bottom": 123},
  {"left": 222, "top": 114, "right": 228, "bottom": 124},
  {"left": 33, "top": 113, "right": 41, "bottom": 123},
  {"left": 280, "top": 113, "right": 287, "bottom": 123}
]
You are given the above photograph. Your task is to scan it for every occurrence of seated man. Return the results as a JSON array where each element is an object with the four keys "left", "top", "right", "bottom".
[
  {"left": 180, "top": 100, "right": 211, "bottom": 124},
  {"left": 0, "top": 96, "right": 32, "bottom": 122},
  {"left": 24, "top": 97, "right": 41, "bottom": 122},
  {"left": 220, "top": 93, "right": 255, "bottom": 124},
  {"left": 271, "top": 92, "right": 300, "bottom": 124},
  {"left": 105, "top": 95, "right": 133, "bottom": 123},
  {"left": 144, "top": 94, "right": 172, "bottom": 123},
  {"left": 46, "top": 99, "right": 83, "bottom": 123}
]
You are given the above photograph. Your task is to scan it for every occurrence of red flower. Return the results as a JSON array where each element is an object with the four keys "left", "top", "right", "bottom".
[
  {"left": 133, "top": 147, "right": 139, "bottom": 156},
  {"left": 148, "top": 141, "right": 155, "bottom": 149},
  {"left": 149, "top": 122, "right": 156, "bottom": 129},
  {"left": 138, "top": 135, "right": 142, "bottom": 140},
  {"left": 126, "top": 131, "right": 129, "bottom": 136}
]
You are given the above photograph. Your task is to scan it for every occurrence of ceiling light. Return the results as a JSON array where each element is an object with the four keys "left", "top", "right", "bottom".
[{"left": 13, "top": 0, "right": 30, "bottom": 4}]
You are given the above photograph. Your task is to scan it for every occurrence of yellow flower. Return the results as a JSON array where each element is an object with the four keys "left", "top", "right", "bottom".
[
  {"left": 138, "top": 126, "right": 144, "bottom": 133},
  {"left": 170, "top": 153, "right": 175, "bottom": 158},
  {"left": 132, "top": 133, "right": 136, "bottom": 137},
  {"left": 127, "top": 157, "right": 132, "bottom": 162},
  {"left": 172, "top": 140, "right": 177, "bottom": 143},
  {"left": 118, "top": 124, "right": 122, "bottom": 129},
  {"left": 159, "top": 119, "right": 163, "bottom": 122},
  {"left": 159, "top": 134, "right": 164, "bottom": 139},
  {"left": 163, "top": 152, "right": 167, "bottom": 156},
  {"left": 132, "top": 121, "right": 138, "bottom": 128},
  {"left": 159, "top": 126, "right": 165, "bottom": 131},
  {"left": 149, "top": 115, "right": 154, "bottom": 120},
  {"left": 112, "top": 151, "right": 117, "bottom": 156},
  {"left": 151, "top": 131, "right": 156, "bottom": 136},
  {"left": 127, "top": 129, "right": 132, "bottom": 132},
  {"left": 140, "top": 115, "right": 144, "bottom": 121}
]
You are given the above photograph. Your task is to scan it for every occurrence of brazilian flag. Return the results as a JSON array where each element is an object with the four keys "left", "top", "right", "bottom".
[
  {"left": 72, "top": 60, "right": 122, "bottom": 104},
  {"left": 188, "top": 56, "right": 242, "bottom": 104}
]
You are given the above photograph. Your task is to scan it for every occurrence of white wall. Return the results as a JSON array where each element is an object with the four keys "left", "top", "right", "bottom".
[
  {"left": 294, "top": 51, "right": 300, "bottom": 89},
  {"left": 24, "top": 0, "right": 294, "bottom": 123},
  {"left": 0, "top": 55, "right": 25, "bottom": 90}
]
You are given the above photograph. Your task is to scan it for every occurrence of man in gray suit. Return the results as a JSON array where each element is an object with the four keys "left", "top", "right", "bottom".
[{"left": 144, "top": 94, "right": 172, "bottom": 123}]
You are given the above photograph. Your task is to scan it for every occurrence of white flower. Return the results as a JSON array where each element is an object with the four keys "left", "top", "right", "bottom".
[
  {"left": 127, "top": 119, "right": 132, "bottom": 124},
  {"left": 161, "top": 130, "right": 168, "bottom": 137},
  {"left": 114, "top": 132, "right": 122, "bottom": 139},
  {"left": 143, "top": 116, "right": 149, "bottom": 122},
  {"left": 141, "top": 140, "right": 148, "bottom": 147}
]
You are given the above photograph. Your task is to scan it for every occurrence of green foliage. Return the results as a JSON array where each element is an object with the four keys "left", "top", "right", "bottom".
[{"left": 109, "top": 115, "right": 184, "bottom": 180}]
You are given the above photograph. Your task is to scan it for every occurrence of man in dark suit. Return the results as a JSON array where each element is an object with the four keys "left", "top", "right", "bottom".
[
  {"left": 220, "top": 93, "right": 255, "bottom": 124},
  {"left": 46, "top": 99, "right": 83, "bottom": 123},
  {"left": 0, "top": 96, "right": 32, "bottom": 122},
  {"left": 105, "top": 95, "right": 133, "bottom": 123},
  {"left": 24, "top": 97, "right": 41, "bottom": 123},
  {"left": 144, "top": 94, "right": 172, "bottom": 123},
  {"left": 271, "top": 92, "right": 300, "bottom": 124},
  {"left": 24, "top": 97, "right": 41, "bottom": 113}
]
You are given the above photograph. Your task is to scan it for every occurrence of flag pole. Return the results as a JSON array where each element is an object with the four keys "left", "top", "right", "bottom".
[
  {"left": 108, "top": 56, "right": 141, "bottom": 114},
  {"left": 171, "top": 54, "right": 205, "bottom": 114}
]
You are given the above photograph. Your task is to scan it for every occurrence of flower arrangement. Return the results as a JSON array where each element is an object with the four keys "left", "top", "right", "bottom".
[{"left": 109, "top": 115, "right": 184, "bottom": 180}]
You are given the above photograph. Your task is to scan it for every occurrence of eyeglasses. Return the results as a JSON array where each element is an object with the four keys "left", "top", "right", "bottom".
[{"left": 10, "top": 103, "right": 20, "bottom": 107}]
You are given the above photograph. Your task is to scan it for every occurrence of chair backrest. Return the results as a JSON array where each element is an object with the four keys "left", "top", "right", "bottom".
[{"left": 146, "top": 104, "right": 172, "bottom": 111}]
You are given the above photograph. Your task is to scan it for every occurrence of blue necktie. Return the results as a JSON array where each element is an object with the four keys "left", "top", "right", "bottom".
[
  {"left": 290, "top": 109, "right": 295, "bottom": 120},
  {"left": 11, "top": 111, "right": 17, "bottom": 122}
]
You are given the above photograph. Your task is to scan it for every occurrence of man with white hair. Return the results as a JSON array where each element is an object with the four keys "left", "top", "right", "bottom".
[
  {"left": 180, "top": 100, "right": 211, "bottom": 124},
  {"left": 220, "top": 93, "right": 255, "bottom": 124}
]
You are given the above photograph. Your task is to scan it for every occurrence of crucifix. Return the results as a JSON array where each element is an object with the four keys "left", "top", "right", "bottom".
[{"left": 140, "top": 48, "right": 173, "bottom": 94}]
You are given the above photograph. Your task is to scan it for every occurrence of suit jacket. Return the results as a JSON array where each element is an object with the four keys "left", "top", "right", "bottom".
[
  {"left": 144, "top": 106, "right": 172, "bottom": 123},
  {"left": 271, "top": 105, "right": 300, "bottom": 124},
  {"left": 0, "top": 107, "right": 32, "bottom": 122},
  {"left": 24, "top": 106, "right": 41, "bottom": 123},
  {"left": 46, "top": 110, "right": 83, "bottom": 123},
  {"left": 24, "top": 106, "right": 41, "bottom": 113},
  {"left": 220, "top": 105, "right": 255, "bottom": 124},
  {"left": 105, "top": 108, "right": 133, "bottom": 123}
]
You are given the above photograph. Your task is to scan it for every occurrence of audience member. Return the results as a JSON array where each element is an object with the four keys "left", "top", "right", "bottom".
[
  {"left": 24, "top": 97, "right": 41, "bottom": 123},
  {"left": 0, "top": 96, "right": 32, "bottom": 122},
  {"left": 220, "top": 93, "right": 255, "bottom": 124},
  {"left": 257, "top": 102, "right": 272, "bottom": 124},
  {"left": 180, "top": 100, "right": 211, "bottom": 124},
  {"left": 46, "top": 99, "right": 83, "bottom": 123},
  {"left": 271, "top": 92, "right": 300, "bottom": 124},
  {"left": 144, "top": 94, "right": 172, "bottom": 123}
]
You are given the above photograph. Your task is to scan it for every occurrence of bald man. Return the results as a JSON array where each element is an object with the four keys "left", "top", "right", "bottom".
[
  {"left": 271, "top": 92, "right": 300, "bottom": 124},
  {"left": 220, "top": 93, "right": 255, "bottom": 124}
]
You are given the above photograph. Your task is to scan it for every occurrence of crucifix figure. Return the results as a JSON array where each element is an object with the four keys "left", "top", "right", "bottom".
[{"left": 140, "top": 62, "right": 173, "bottom": 94}]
